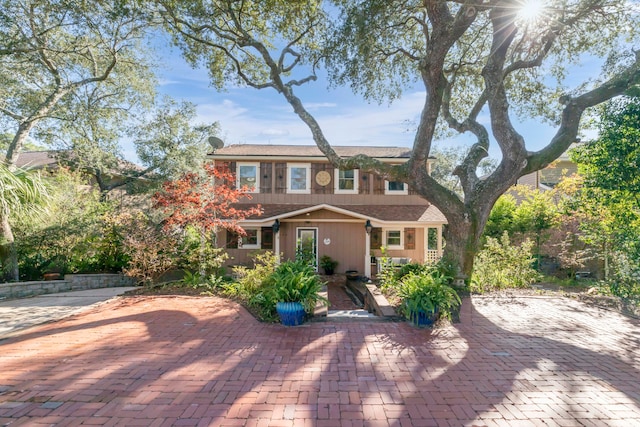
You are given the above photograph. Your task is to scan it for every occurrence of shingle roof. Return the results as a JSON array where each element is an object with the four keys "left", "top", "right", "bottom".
[
  {"left": 240, "top": 203, "right": 446, "bottom": 224},
  {"left": 14, "top": 151, "right": 57, "bottom": 169},
  {"left": 211, "top": 144, "right": 414, "bottom": 159},
  {"left": 13, "top": 150, "right": 145, "bottom": 173}
]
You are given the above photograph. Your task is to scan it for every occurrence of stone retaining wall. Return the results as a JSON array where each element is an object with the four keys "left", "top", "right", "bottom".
[{"left": 0, "top": 274, "right": 136, "bottom": 301}]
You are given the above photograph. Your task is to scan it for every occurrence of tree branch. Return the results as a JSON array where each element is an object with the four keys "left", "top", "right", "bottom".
[{"left": 526, "top": 55, "right": 640, "bottom": 173}]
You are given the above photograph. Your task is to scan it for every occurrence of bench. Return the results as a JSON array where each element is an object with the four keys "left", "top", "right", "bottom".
[{"left": 376, "top": 257, "right": 412, "bottom": 273}]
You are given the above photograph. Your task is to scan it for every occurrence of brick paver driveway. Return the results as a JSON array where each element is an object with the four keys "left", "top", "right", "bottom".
[{"left": 0, "top": 294, "right": 639, "bottom": 426}]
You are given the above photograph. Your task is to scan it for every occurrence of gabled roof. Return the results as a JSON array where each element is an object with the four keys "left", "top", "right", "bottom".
[
  {"left": 14, "top": 151, "right": 58, "bottom": 169},
  {"left": 240, "top": 203, "right": 447, "bottom": 225},
  {"left": 210, "top": 144, "right": 419, "bottom": 160},
  {"left": 14, "top": 150, "right": 145, "bottom": 175}
]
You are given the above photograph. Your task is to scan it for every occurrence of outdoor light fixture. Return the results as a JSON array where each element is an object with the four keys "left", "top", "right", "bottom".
[
  {"left": 272, "top": 219, "right": 280, "bottom": 233},
  {"left": 365, "top": 219, "right": 373, "bottom": 234}
]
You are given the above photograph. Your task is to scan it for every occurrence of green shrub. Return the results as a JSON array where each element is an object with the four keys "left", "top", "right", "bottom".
[
  {"left": 177, "top": 225, "right": 228, "bottom": 276},
  {"left": 121, "top": 211, "right": 180, "bottom": 285},
  {"left": 264, "top": 260, "right": 328, "bottom": 313},
  {"left": 222, "top": 251, "right": 280, "bottom": 321},
  {"left": 226, "top": 251, "right": 279, "bottom": 300},
  {"left": 599, "top": 252, "right": 640, "bottom": 304},
  {"left": 398, "top": 269, "right": 461, "bottom": 321},
  {"left": 379, "top": 260, "right": 432, "bottom": 294},
  {"left": 228, "top": 258, "right": 329, "bottom": 322},
  {"left": 396, "top": 262, "right": 432, "bottom": 279},
  {"left": 181, "top": 270, "right": 207, "bottom": 288},
  {"left": 377, "top": 257, "right": 398, "bottom": 293},
  {"left": 14, "top": 169, "right": 132, "bottom": 279},
  {"left": 471, "top": 231, "right": 542, "bottom": 293}
]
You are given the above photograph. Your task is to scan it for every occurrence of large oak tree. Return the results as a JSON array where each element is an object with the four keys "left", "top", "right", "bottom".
[
  {"left": 0, "top": 0, "right": 152, "bottom": 279},
  {"left": 155, "top": 0, "right": 638, "bottom": 282}
]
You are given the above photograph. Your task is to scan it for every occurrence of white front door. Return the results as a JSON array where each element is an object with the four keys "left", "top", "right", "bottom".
[{"left": 296, "top": 227, "right": 318, "bottom": 270}]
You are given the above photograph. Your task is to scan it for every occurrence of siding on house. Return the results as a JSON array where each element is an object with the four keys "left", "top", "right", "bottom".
[{"left": 210, "top": 144, "right": 446, "bottom": 276}]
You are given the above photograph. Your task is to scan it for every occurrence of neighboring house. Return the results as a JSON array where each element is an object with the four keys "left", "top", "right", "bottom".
[
  {"left": 13, "top": 150, "right": 62, "bottom": 171},
  {"left": 516, "top": 145, "right": 579, "bottom": 192},
  {"left": 14, "top": 150, "right": 148, "bottom": 198},
  {"left": 209, "top": 144, "right": 446, "bottom": 278}
]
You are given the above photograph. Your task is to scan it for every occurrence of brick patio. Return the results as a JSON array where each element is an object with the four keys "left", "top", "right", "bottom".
[{"left": 0, "top": 294, "right": 639, "bottom": 426}]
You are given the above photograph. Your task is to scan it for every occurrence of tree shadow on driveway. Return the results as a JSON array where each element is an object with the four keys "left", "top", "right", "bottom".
[{"left": 0, "top": 294, "right": 638, "bottom": 425}]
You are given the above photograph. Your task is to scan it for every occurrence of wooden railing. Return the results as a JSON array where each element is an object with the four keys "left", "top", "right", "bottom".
[{"left": 425, "top": 250, "right": 441, "bottom": 264}]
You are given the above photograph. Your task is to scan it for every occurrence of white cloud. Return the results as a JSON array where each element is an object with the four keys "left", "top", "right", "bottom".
[
  {"left": 157, "top": 78, "right": 181, "bottom": 86},
  {"left": 305, "top": 102, "right": 338, "bottom": 110},
  {"left": 191, "top": 90, "right": 427, "bottom": 148},
  {"left": 259, "top": 128, "right": 290, "bottom": 137}
]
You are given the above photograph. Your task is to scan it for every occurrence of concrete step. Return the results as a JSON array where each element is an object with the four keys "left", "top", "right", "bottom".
[{"left": 311, "top": 309, "right": 392, "bottom": 322}]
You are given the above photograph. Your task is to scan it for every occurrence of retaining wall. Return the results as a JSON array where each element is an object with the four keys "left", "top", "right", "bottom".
[{"left": 0, "top": 274, "right": 136, "bottom": 301}]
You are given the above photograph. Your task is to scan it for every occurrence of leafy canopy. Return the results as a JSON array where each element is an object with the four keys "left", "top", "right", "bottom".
[
  {"left": 152, "top": 0, "right": 640, "bottom": 279},
  {"left": 572, "top": 97, "right": 640, "bottom": 195}
]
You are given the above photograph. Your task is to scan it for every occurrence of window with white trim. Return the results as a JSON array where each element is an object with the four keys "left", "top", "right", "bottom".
[
  {"left": 237, "top": 162, "right": 259, "bottom": 192},
  {"left": 384, "top": 229, "right": 403, "bottom": 249},
  {"left": 385, "top": 180, "right": 408, "bottom": 195},
  {"left": 335, "top": 169, "right": 358, "bottom": 194},
  {"left": 288, "top": 163, "right": 311, "bottom": 194},
  {"left": 240, "top": 228, "right": 260, "bottom": 249}
]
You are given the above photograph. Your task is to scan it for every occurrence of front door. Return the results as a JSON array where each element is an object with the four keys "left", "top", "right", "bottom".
[{"left": 296, "top": 227, "right": 318, "bottom": 270}]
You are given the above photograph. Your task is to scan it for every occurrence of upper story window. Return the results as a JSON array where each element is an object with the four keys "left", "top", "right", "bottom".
[
  {"left": 335, "top": 169, "right": 358, "bottom": 194},
  {"left": 237, "top": 162, "right": 259, "bottom": 193},
  {"left": 288, "top": 163, "right": 311, "bottom": 194},
  {"left": 385, "top": 180, "right": 408, "bottom": 195}
]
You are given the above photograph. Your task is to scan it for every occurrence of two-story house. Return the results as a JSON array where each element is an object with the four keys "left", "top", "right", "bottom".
[
  {"left": 210, "top": 144, "right": 446, "bottom": 278},
  {"left": 516, "top": 145, "right": 579, "bottom": 192}
]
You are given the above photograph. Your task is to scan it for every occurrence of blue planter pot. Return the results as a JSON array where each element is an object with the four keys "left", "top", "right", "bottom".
[
  {"left": 409, "top": 309, "right": 439, "bottom": 327},
  {"left": 276, "top": 302, "right": 306, "bottom": 326}
]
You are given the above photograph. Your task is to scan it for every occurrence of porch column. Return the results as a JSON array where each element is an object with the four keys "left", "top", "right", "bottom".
[
  {"left": 364, "top": 229, "right": 371, "bottom": 278},
  {"left": 274, "top": 229, "right": 281, "bottom": 264},
  {"left": 437, "top": 225, "right": 443, "bottom": 258}
]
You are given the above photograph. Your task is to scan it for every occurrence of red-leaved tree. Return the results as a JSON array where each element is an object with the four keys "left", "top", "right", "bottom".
[{"left": 153, "top": 163, "right": 262, "bottom": 274}]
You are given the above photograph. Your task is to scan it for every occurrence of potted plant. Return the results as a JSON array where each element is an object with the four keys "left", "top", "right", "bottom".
[
  {"left": 398, "top": 269, "right": 461, "bottom": 327},
  {"left": 268, "top": 260, "right": 329, "bottom": 326},
  {"left": 319, "top": 255, "right": 338, "bottom": 275}
]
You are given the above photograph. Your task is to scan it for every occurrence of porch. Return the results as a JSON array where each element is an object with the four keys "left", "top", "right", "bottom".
[{"left": 225, "top": 203, "right": 446, "bottom": 277}]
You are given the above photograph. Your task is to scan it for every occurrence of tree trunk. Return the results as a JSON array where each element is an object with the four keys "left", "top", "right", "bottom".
[
  {"left": 1, "top": 122, "right": 36, "bottom": 282},
  {"left": 603, "top": 240, "right": 609, "bottom": 281},
  {"left": 0, "top": 215, "right": 18, "bottom": 282},
  {"left": 5, "top": 123, "right": 34, "bottom": 171},
  {"left": 442, "top": 214, "right": 483, "bottom": 286}
]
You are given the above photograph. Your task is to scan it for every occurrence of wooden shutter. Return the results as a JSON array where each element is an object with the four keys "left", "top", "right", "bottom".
[
  {"left": 404, "top": 228, "right": 416, "bottom": 250},
  {"left": 275, "top": 162, "right": 287, "bottom": 193},
  {"left": 261, "top": 227, "right": 274, "bottom": 250},
  {"left": 373, "top": 174, "right": 385, "bottom": 194},
  {"left": 359, "top": 172, "right": 371, "bottom": 194},
  {"left": 260, "top": 162, "right": 272, "bottom": 193},
  {"left": 216, "top": 161, "right": 236, "bottom": 189},
  {"left": 226, "top": 230, "right": 238, "bottom": 249},
  {"left": 370, "top": 228, "right": 382, "bottom": 250}
]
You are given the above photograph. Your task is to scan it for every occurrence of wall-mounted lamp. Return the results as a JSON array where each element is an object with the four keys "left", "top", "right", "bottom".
[
  {"left": 272, "top": 219, "right": 280, "bottom": 233},
  {"left": 364, "top": 219, "right": 373, "bottom": 235}
]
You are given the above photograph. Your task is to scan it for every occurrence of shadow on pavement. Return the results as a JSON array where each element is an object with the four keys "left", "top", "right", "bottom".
[{"left": 0, "top": 294, "right": 638, "bottom": 425}]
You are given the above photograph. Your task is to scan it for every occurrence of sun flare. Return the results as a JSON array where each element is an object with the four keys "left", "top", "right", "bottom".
[{"left": 517, "top": 0, "right": 546, "bottom": 25}]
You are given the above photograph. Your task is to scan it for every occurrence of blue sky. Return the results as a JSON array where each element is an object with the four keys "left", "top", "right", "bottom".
[{"left": 147, "top": 40, "right": 595, "bottom": 164}]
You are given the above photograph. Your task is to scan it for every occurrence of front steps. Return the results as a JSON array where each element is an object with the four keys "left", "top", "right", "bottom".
[{"left": 314, "top": 275, "right": 400, "bottom": 322}]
